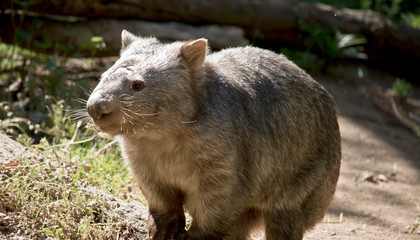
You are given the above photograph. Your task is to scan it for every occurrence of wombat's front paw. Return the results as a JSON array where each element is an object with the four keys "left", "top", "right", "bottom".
[
  {"left": 147, "top": 212, "right": 186, "bottom": 240},
  {"left": 176, "top": 230, "right": 189, "bottom": 240},
  {"left": 180, "top": 228, "right": 224, "bottom": 240}
]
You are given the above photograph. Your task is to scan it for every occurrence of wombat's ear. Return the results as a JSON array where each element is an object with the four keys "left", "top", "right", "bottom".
[
  {"left": 121, "top": 30, "right": 137, "bottom": 50},
  {"left": 180, "top": 38, "right": 208, "bottom": 71}
]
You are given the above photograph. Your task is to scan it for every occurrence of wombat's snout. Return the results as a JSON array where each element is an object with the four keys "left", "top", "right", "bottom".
[{"left": 87, "top": 92, "right": 114, "bottom": 121}]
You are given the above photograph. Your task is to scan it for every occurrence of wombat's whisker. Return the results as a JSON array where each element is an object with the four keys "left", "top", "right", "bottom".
[
  {"left": 120, "top": 99, "right": 135, "bottom": 104},
  {"left": 70, "top": 113, "right": 86, "bottom": 120},
  {"left": 71, "top": 117, "right": 90, "bottom": 125},
  {"left": 70, "top": 113, "right": 90, "bottom": 120},
  {"left": 120, "top": 108, "right": 136, "bottom": 119},
  {"left": 120, "top": 100, "right": 135, "bottom": 104},
  {"left": 120, "top": 106, "right": 135, "bottom": 112},
  {"left": 119, "top": 93, "right": 135, "bottom": 99},
  {"left": 75, "top": 98, "right": 88, "bottom": 104},
  {"left": 78, "top": 86, "right": 92, "bottom": 97},
  {"left": 70, "top": 108, "right": 87, "bottom": 113},
  {"left": 70, "top": 109, "right": 91, "bottom": 126},
  {"left": 132, "top": 112, "right": 161, "bottom": 117},
  {"left": 181, "top": 120, "right": 198, "bottom": 124},
  {"left": 71, "top": 108, "right": 87, "bottom": 113},
  {"left": 70, "top": 114, "right": 90, "bottom": 120},
  {"left": 121, "top": 107, "right": 160, "bottom": 119}
]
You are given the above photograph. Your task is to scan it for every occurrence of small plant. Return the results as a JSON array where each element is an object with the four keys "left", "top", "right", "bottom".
[
  {"left": 411, "top": 217, "right": 420, "bottom": 233},
  {"left": 298, "top": 23, "right": 367, "bottom": 70},
  {"left": 336, "top": 32, "right": 367, "bottom": 59},
  {"left": 250, "top": 28, "right": 264, "bottom": 46},
  {"left": 81, "top": 36, "right": 107, "bottom": 57},
  {"left": 392, "top": 78, "right": 413, "bottom": 103},
  {"left": 402, "top": 13, "right": 420, "bottom": 29}
]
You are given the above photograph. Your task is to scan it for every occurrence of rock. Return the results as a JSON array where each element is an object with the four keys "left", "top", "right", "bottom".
[
  {"left": 0, "top": 133, "right": 29, "bottom": 165},
  {"left": 82, "top": 186, "right": 149, "bottom": 239},
  {"left": 378, "top": 174, "right": 389, "bottom": 182},
  {"left": 360, "top": 171, "right": 377, "bottom": 183},
  {"left": 28, "top": 112, "right": 44, "bottom": 124},
  {"left": 358, "top": 172, "right": 390, "bottom": 184}
]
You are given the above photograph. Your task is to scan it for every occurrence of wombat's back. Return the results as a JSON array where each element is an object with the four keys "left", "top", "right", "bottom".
[{"left": 201, "top": 46, "right": 341, "bottom": 231}]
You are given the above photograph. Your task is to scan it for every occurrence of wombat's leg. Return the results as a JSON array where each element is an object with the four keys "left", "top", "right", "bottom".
[
  {"left": 145, "top": 188, "right": 186, "bottom": 240},
  {"left": 182, "top": 231, "right": 224, "bottom": 240},
  {"left": 224, "top": 208, "right": 261, "bottom": 240},
  {"left": 264, "top": 208, "right": 304, "bottom": 240},
  {"left": 183, "top": 153, "right": 250, "bottom": 240},
  {"left": 147, "top": 207, "right": 186, "bottom": 240},
  {"left": 184, "top": 194, "right": 247, "bottom": 239},
  {"left": 183, "top": 216, "right": 226, "bottom": 240}
]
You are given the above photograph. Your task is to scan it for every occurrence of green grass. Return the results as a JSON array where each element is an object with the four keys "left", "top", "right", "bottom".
[{"left": 0, "top": 138, "right": 134, "bottom": 239}]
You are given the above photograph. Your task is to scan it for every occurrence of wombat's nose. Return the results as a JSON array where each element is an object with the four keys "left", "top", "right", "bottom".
[{"left": 87, "top": 92, "right": 114, "bottom": 121}]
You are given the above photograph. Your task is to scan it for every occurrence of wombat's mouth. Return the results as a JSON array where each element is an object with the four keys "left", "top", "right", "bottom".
[
  {"left": 90, "top": 112, "right": 114, "bottom": 127},
  {"left": 93, "top": 120, "right": 121, "bottom": 137},
  {"left": 90, "top": 112, "right": 121, "bottom": 135}
]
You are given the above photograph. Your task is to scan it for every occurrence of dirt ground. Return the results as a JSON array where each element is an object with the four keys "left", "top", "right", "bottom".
[{"left": 302, "top": 66, "right": 420, "bottom": 240}]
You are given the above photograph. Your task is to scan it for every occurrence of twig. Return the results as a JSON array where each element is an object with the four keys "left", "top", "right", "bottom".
[
  {"left": 77, "top": 139, "right": 117, "bottom": 167},
  {"left": 63, "top": 121, "right": 82, "bottom": 151},
  {"left": 389, "top": 95, "right": 415, "bottom": 129},
  {"left": 46, "top": 136, "right": 96, "bottom": 149},
  {"left": 90, "top": 140, "right": 117, "bottom": 160},
  {"left": 0, "top": 161, "right": 21, "bottom": 171},
  {"left": 408, "top": 112, "right": 420, "bottom": 125}
]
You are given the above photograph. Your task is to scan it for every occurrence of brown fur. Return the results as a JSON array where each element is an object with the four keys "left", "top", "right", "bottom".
[{"left": 86, "top": 30, "right": 341, "bottom": 240}]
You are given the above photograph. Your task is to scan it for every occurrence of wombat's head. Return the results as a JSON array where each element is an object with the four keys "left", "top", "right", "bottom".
[{"left": 86, "top": 30, "right": 208, "bottom": 137}]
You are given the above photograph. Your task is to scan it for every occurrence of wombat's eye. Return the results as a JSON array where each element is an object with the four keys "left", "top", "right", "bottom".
[{"left": 132, "top": 81, "right": 145, "bottom": 91}]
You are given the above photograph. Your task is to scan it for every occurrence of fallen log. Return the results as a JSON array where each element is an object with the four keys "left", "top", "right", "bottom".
[
  {"left": 2, "top": 0, "right": 420, "bottom": 80},
  {"left": 1, "top": 0, "right": 298, "bottom": 29},
  {"left": 0, "top": 14, "right": 248, "bottom": 57},
  {"left": 4, "top": 0, "right": 420, "bottom": 51}
]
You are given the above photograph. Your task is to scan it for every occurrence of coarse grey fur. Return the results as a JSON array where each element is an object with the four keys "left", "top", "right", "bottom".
[{"left": 86, "top": 30, "right": 341, "bottom": 240}]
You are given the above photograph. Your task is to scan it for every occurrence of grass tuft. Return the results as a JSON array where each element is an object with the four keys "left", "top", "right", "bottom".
[{"left": 0, "top": 134, "right": 144, "bottom": 239}]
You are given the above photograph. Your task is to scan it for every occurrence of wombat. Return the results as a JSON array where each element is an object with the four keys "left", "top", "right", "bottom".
[{"left": 86, "top": 30, "right": 341, "bottom": 240}]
